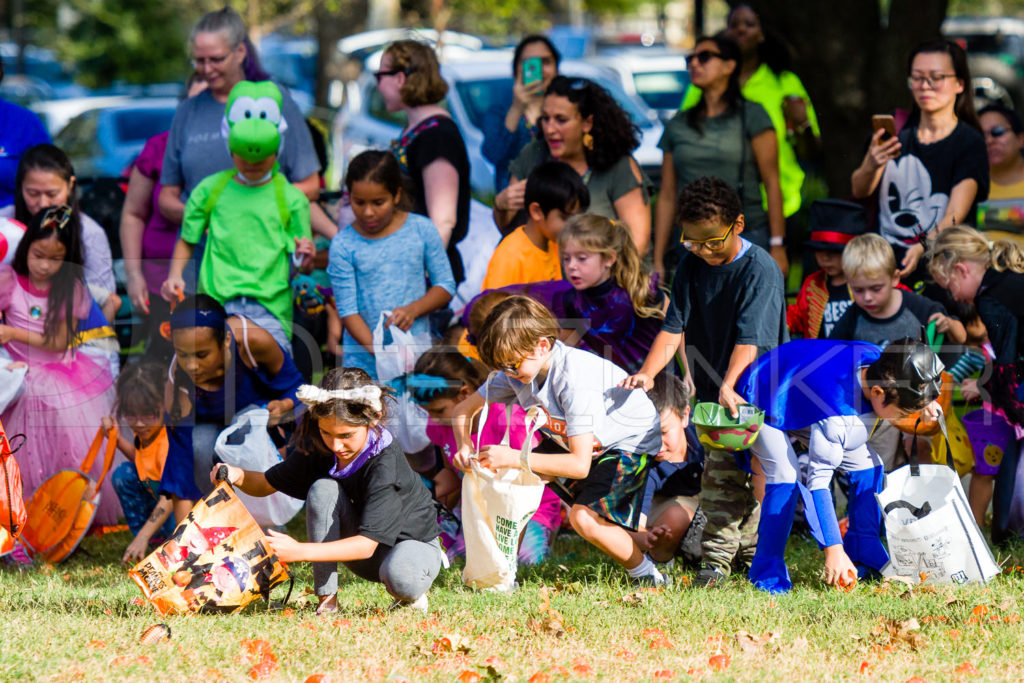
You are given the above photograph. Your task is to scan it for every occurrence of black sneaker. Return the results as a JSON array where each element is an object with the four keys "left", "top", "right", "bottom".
[{"left": 693, "top": 565, "right": 727, "bottom": 588}]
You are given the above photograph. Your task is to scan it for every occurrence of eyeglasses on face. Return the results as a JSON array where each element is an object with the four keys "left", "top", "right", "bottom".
[
  {"left": 686, "top": 50, "right": 723, "bottom": 66},
  {"left": 497, "top": 355, "right": 526, "bottom": 375},
  {"left": 907, "top": 73, "right": 956, "bottom": 89},
  {"left": 985, "top": 125, "right": 1010, "bottom": 139},
  {"left": 681, "top": 222, "right": 735, "bottom": 252},
  {"left": 190, "top": 53, "right": 231, "bottom": 68}
]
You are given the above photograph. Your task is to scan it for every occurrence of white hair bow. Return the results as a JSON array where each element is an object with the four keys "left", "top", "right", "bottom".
[{"left": 296, "top": 384, "right": 383, "bottom": 412}]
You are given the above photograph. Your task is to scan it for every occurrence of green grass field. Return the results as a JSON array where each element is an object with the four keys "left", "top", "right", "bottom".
[{"left": 3, "top": 520, "right": 1024, "bottom": 682}]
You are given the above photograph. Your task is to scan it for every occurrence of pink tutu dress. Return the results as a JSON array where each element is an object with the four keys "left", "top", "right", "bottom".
[{"left": 0, "top": 265, "right": 121, "bottom": 526}]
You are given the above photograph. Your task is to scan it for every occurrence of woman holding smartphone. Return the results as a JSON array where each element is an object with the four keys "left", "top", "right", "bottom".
[
  {"left": 851, "top": 38, "right": 988, "bottom": 285},
  {"left": 481, "top": 35, "right": 560, "bottom": 202}
]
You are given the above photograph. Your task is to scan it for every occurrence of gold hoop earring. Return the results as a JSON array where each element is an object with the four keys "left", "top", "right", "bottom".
[{"left": 583, "top": 132, "right": 594, "bottom": 150}]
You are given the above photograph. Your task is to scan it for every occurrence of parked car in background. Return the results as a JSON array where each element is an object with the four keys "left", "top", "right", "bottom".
[
  {"left": 0, "top": 42, "right": 88, "bottom": 100},
  {"left": 31, "top": 95, "right": 133, "bottom": 137},
  {"left": 943, "top": 15, "right": 1024, "bottom": 110},
  {"left": 332, "top": 51, "right": 664, "bottom": 197},
  {"left": 54, "top": 98, "right": 178, "bottom": 177},
  {"left": 586, "top": 48, "right": 688, "bottom": 121}
]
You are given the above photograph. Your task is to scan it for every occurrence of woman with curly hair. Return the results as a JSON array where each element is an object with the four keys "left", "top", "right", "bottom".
[
  {"left": 494, "top": 76, "right": 652, "bottom": 253},
  {"left": 651, "top": 34, "right": 786, "bottom": 278},
  {"left": 378, "top": 40, "right": 471, "bottom": 283}
]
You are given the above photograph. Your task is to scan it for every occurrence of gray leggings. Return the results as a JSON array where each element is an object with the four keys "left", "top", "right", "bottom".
[{"left": 306, "top": 478, "right": 443, "bottom": 600}]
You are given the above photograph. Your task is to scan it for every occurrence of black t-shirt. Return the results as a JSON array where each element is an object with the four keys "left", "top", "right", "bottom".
[
  {"left": 407, "top": 116, "right": 472, "bottom": 284},
  {"left": 662, "top": 242, "right": 788, "bottom": 402},
  {"left": 827, "top": 290, "right": 945, "bottom": 346},
  {"left": 878, "top": 122, "right": 988, "bottom": 249},
  {"left": 821, "top": 280, "right": 853, "bottom": 339},
  {"left": 265, "top": 437, "right": 439, "bottom": 547},
  {"left": 977, "top": 269, "right": 1024, "bottom": 366}
]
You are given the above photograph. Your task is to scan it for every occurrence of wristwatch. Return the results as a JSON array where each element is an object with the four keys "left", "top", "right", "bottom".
[{"left": 769, "top": 235, "right": 786, "bottom": 248}]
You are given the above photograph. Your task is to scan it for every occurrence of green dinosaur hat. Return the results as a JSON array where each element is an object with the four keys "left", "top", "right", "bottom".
[{"left": 222, "top": 80, "right": 288, "bottom": 163}]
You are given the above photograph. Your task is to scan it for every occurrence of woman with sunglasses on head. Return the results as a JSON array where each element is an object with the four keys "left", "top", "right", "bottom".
[
  {"left": 158, "top": 8, "right": 320, "bottom": 228},
  {"left": 495, "top": 77, "right": 652, "bottom": 253},
  {"left": 976, "top": 103, "right": 1024, "bottom": 231},
  {"left": 377, "top": 40, "right": 472, "bottom": 284},
  {"left": 653, "top": 35, "right": 786, "bottom": 279},
  {"left": 851, "top": 39, "right": 988, "bottom": 285}
]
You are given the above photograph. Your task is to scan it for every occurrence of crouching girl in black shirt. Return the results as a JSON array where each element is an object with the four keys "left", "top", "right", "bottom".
[{"left": 213, "top": 368, "right": 443, "bottom": 614}]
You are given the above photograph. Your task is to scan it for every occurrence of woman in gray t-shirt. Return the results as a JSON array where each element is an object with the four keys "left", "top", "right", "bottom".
[
  {"left": 652, "top": 34, "right": 786, "bottom": 279},
  {"left": 158, "top": 7, "right": 320, "bottom": 223}
]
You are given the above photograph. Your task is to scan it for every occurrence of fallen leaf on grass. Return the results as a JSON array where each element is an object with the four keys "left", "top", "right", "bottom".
[
  {"left": 649, "top": 638, "right": 674, "bottom": 650},
  {"left": 735, "top": 631, "right": 777, "bottom": 653},
  {"left": 457, "top": 671, "right": 482, "bottom": 683},
  {"left": 249, "top": 656, "right": 279, "bottom": 680},
  {"left": 615, "top": 648, "right": 637, "bottom": 662},
  {"left": 642, "top": 628, "right": 666, "bottom": 641},
  {"left": 874, "top": 618, "right": 928, "bottom": 651},
  {"left": 571, "top": 659, "right": 594, "bottom": 677},
  {"left": 620, "top": 591, "right": 649, "bottom": 605},
  {"left": 947, "top": 629, "right": 962, "bottom": 640},
  {"left": 304, "top": 675, "right": 333, "bottom": 683},
  {"left": 87, "top": 640, "right": 105, "bottom": 649},
  {"left": 552, "top": 580, "right": 584, "bottom": 594},
  {"left": 130, "top": 597, "right": 145, "bottom": 606},
  {"left": 859, "top": 661, "right": 871, "bottom": 674},
  {"left": 528, "top": 673, "right": 550, "bottom": 683},
  {"left": 241, "top": 639, "right": 275, "bottom": 660},
  {"left": 708, "top": 654, "right": 731, "bottom": 671},
  {"left": 904, "top": 678, "right": 928, "bottom": 683},
  {"left": 420, "top": 633, "right": 471, "bottom": 656},
  {"left": 971, "top": 605, "right": 988, "bottom": 617},
  {"left": 527, "top": 587, "right": 567, "bottom": 638},
  {"left": 955, "top": 662, "right": 979, "bottom": 676},
  {"left": 652, "top": 670, "right": 676, "bottom": 680},
  {"left": 332, "top": 618, "right": 351, "bottom": 629}
]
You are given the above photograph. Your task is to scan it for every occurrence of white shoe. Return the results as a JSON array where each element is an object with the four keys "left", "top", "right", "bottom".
[{"left": 389, "top": 594, "right": 428, "bottom": 612}]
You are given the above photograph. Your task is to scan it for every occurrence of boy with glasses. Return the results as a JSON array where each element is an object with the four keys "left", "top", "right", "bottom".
[
  {"left": 450, "top": 295, "right": 667, "bottom": 586},
  {"left": 624, "top": 176, "right": 787, "bottom": 586}
]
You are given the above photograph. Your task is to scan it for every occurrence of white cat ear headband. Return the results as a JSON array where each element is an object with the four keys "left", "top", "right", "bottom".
[{"left": 296, "top": 384, "right": 383, "bottom": 412}]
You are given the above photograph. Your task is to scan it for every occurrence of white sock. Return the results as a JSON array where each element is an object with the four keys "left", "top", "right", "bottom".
[{"left": 628, "top": 554, "right": 661, "bottom": 579}]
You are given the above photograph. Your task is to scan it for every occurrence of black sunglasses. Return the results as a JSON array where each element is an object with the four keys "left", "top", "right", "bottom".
[
  {"left": 373, "top": 69, "right": 404, "bottom": 82},
  {"left": 686, "top": 50, "right": 723, "bottom": 66},
  {"left": 986, "top": 125, "right": 1010, "bottom": 139}
]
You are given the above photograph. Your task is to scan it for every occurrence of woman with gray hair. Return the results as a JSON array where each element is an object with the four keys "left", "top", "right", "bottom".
[{"left": 158, "top": 6, "right": 320, "bottom": 225}]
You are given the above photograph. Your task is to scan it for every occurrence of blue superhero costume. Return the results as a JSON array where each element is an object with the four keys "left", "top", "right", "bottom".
[{"left": 738, "top": 339, "right": 889, "bottom": 593}]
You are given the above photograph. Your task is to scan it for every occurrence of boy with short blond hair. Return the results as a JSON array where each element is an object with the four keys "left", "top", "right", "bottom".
[
  {"left": 828, "top": 233, "right": 966, "bottom": 347},
  {"left": 452, "top": 295, "right": 667, "bottom": 585}
]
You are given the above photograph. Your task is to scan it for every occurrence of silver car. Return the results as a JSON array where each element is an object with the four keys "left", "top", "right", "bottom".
[{"left": 331, "top": 52, "right": 664, "bottom": 197}]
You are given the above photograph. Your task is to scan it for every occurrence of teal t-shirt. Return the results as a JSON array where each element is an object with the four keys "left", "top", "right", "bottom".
[
  {"left": 659, "top": 100, "right": 773, "bottom": 232},
  {"left": 181, "top": 172, "right": 312, "bottom": 336}
]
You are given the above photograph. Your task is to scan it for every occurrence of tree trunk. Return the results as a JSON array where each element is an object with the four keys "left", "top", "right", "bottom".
[
  {"left": 313, "top": 0, "right": 367, "bottom": 107},
  {"left": 744, "top": 0, "right": 949, "bottom": 197}
]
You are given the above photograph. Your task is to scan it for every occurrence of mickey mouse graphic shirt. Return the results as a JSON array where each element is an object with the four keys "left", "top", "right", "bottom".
[{"left": 876, "top": 122, "right": 988, "bottom": 248}]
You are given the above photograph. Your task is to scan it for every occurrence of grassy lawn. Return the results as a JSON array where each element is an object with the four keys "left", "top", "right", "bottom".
[{"left": 3, "top": 519, "right": 1024, "bottom": 682}]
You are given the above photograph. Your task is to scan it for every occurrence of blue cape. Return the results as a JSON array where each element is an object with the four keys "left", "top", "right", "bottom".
[{"left": 738, "top": 340, "right": 883, "bottom": 430}]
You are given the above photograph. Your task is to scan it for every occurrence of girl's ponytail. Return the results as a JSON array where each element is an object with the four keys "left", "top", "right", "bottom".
[
  {"left": 559, "top": 214, "right": 663, "bottom": 319},
  {"left": 928, "top": 225, "right": 1024, "bottom": 279},
  {"left": 409, "top": 347, "right": 490, "bottom": 405},
  {"left": 990, "top": 239, "right": 1024, "bottom": 274}
]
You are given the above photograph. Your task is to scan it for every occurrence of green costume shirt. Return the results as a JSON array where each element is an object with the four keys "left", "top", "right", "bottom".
[
  {"left": 682, "top": 64, "right": 819, "bottom": 217},
  {"left": 181, "top": 171, "right": 311, "bottom": 336}
]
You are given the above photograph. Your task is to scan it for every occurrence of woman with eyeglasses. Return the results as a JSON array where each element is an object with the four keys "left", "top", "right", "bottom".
[
  {"left": 158, "top": 7, "right": 320, "bottom": 228},
  {"left": 652, "top": 35, "right": 786, "bottom": 279},
  {"left": 480, "top": 35, "right": 560, "bottom": 198},
  {"left": 851, "top": 39, "right": 988, "bottom": 284},
  {"left": 377, "top": 40, "right": 472, "bottom": 284},
  {"left": 495, "top": 76, "right": 652, "bottom": 253},
  {"left": 976, "top": 103, "right": 1024, "bottom": 232}
]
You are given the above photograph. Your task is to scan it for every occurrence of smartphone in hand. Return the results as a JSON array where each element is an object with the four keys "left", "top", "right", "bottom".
[
  {"left": 522, "top": 57, "right": 543, "bottom": 87},
  {"left": 872, "top": 114, "right": 897, "bottom": 140}
]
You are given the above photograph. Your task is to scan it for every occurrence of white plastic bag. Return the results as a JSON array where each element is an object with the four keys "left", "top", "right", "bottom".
[
  {"left": 0, "top": 357, "right": 26, "bottom": 414},
  {"left": 373, "top": 312, "right": 431, "bottom": 453},
  {"left": 214, "top": 407, "right": 304, "bottom": 527},
  {"left": 877, "top": 423, "right": 999, "bottom": 585},
  {"left": 461, "top": 385, "right": 546, "bottom": 592}
]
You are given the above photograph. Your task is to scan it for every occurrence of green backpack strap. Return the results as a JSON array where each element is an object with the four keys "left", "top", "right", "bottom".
[
  {"left": 203, "top": 169, "right": 237, "bottom": 217},
  {"left": 272, "top": 172, "right": 290, "bottom": 232}
]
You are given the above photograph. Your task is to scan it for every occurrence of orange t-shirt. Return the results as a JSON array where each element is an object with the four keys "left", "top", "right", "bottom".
[
  {"left": 135, "top": 427, "right": 169, "bottom": 483},
  {"left": 480, "top": 225, "right": 561, "bottom": 291}
]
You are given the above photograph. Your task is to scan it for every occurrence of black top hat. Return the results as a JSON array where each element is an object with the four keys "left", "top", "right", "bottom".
[{"left": 805, "top": 199, "right": 868, "bottom": 252}]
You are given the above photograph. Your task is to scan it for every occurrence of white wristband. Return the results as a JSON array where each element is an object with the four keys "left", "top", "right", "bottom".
[{"left": 769, "top": 235, "right": 785, "bottom": 248}]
